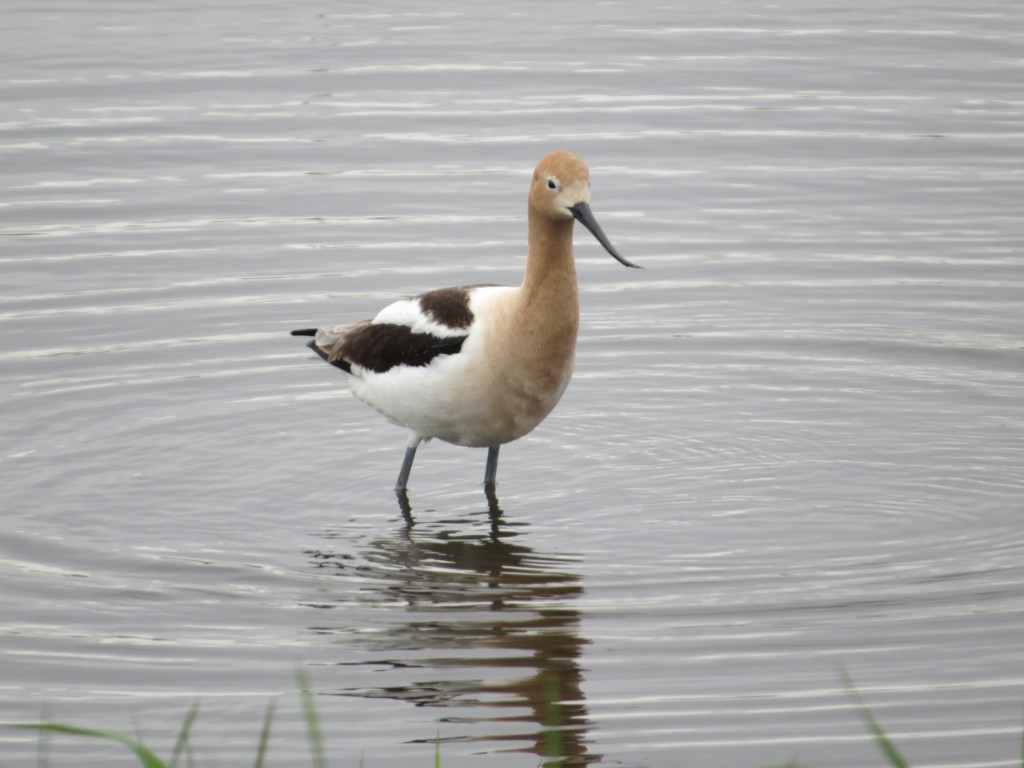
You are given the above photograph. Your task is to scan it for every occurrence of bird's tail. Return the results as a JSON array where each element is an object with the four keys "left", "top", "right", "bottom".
[{"left": 290, "top": 328, "right": 336, "bottom": 366}]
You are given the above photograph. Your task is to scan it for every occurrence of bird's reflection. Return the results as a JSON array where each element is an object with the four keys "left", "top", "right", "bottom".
[{"left": 305, "top": 488, "right": 596, "bottom": 765}]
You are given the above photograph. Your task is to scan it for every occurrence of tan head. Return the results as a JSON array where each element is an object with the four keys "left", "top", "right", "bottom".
[
  {"left": 530, "top": 151, "right": 593, "bottom": 220},
  {"left": 529, "top": 150, "right": 640, "bottom": 268}
]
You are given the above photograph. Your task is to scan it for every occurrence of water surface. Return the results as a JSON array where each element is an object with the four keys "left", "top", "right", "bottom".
[{"left": 2, "top": 2, "right": 1023, "bottom": 766}]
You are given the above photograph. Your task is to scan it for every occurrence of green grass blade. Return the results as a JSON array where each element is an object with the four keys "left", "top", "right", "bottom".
[
  {"left": 16, "top": 723, "right": 167, "bottom": 768},
  {"left": 295, "top": 666, "right": 327, "bottom": 768},
  {"left": 542, "top": 672, "right": 562, "bottom": 764},
  {"left": 840, "top": 668, "right": 910, "bottom": 768},
  {"left": 168, "top": 701, "right": 200, "bottom": 768},
  {"left": 34, "top": 702, "right": 53, "bottom": 768},
  {"left": 253, "top": 698, "right": 277, "bottom": 768}
]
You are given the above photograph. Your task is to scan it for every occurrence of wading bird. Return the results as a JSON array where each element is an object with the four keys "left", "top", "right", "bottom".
[{"left": 292, "top": 150, "right": 639, "bottom": 494}]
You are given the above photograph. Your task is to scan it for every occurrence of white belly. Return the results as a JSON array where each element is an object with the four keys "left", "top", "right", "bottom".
[{"left": 351, "top": 332, "right": 573, "bottom": 447}]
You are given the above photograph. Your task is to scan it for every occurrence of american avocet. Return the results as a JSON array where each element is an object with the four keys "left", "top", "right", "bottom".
[{"left": 292, "top": 151, "right": 639, "bottom": 493}]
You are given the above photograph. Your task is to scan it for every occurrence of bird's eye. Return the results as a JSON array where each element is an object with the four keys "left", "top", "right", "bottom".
[{"left": 546, "top": 178, "right": 558, "bottom": 191}]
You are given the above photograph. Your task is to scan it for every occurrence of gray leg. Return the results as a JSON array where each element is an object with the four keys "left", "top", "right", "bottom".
[
  {"left": 395, "top": 445, "right": 417, "bottom": 492},
  {"left": 484, "top": 445, "right": 500, "bottom": 487},
  {"left": 396, "top": 433, "right": 424, "bottom": 493}
]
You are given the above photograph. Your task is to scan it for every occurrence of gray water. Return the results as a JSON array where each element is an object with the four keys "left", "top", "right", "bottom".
[{"left": 2, "top": 2, "right": 1023, "bottom": 766}]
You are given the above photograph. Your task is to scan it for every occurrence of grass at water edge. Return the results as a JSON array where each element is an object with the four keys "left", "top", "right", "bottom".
[{"left": 10, "top": 668, "right": 1022, "bottom": 768}]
